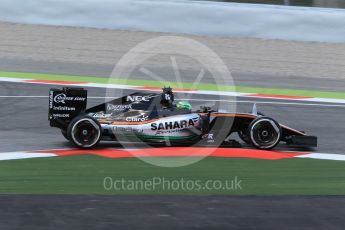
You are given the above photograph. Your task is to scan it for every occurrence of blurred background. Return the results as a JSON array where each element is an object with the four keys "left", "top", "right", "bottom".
[{"left": 196, "top": 0, "right": 345, "bottom": 8}]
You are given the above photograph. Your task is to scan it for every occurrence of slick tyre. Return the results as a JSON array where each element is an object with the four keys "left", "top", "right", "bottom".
[
  {"left": 248, "top": 117, "right": 281, "bottom": 150},
  {"left": 61, "top": 129, "right": 69, "bottom": 141},
  {"left": 67, "top": 115, "right": 102, "bottom": 149}
]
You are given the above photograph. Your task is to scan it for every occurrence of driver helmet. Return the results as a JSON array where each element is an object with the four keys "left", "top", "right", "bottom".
[{"left": 176, "top": 101, "right": 192, "bottom": 110}]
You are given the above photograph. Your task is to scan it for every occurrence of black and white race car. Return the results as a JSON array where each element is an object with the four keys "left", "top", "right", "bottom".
[{"left": 48, "top": 87, "right": 317, "bottom": 149}]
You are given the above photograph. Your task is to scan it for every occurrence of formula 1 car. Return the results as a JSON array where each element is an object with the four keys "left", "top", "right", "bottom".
[{"left": 48, "top": 87, "right": 317, "bottom": 149}]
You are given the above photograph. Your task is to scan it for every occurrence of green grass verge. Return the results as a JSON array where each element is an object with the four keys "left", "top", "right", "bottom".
[
  {"left": 0, "top": 156, "right": 344, "bottom": 195},
  {"left": 2, "top": 71, "right": 345, "bottom": 99}
]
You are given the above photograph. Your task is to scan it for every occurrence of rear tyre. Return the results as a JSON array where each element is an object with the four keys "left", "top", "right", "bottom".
[
  {"left": 67, "top": 115, "right": 102, "bottom": 149},
  {"left": 61, "top": 129, "right": 69, "bottom": 141},
  {"left": 247, "top": 117, "right": 281, "bottom": 150}
]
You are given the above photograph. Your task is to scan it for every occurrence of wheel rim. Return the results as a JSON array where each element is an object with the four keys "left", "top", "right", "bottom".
[
  {"left": 250, "top": 119, "right": 280, "bottom": 149},
  {"left": 71, "top": 118, "right": 100, "bottom": 147}
]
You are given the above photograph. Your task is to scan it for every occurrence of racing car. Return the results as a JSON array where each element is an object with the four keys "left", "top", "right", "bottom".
[{"left": 48, "top": 87, "right": 317, "bottom": 149}]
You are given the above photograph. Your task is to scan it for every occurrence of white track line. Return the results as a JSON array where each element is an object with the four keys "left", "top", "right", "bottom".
[
  {"left": 0, "top": 150, "right": 344, "bottom": 161},
  {"left": 1, "top": 95, "right": 344, "bottom": 108},
  {"left": 0, "top": 95, "right": 47, "bottom": 98},
  {"left": 2, "top": 76, "right": 345, "bottom": 104},
  {"left": 182, "top": 98, "right": 345, "bottom": 108},
  {"left": 295, "top": 153, "right": 345, "bottom": 161},
  {"left": 0, "top": 152, "right": 57, "bottom": 161}
]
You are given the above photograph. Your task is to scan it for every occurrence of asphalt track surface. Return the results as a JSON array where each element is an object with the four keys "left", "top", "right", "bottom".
[
  {"left": 1, "top": 195, "right": 345, "bottom": 230},
  {"left": 1, "top": 81, "right": 344, "bottom": 153},
  {"left": 2, "top": 56, "right": 345, "bottom": 92}
]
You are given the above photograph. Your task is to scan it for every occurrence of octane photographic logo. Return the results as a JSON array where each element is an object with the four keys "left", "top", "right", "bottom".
[{"left": 106, "top": 36, "right": 236, "bottom": 167}]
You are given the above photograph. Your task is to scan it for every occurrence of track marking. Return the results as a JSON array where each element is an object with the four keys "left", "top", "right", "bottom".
[
  {"left": 249, "top": 93, "right": 311, "bottom": 99},
  {"left": 182, "top": 98, "right": 345, "bottom": 108},
  {"left": 296, "top": 153, "right": 345, "bottom": 161},
  {"left": 24, "top": 79, "right": 87, "bottom": 84},
  {"left": 0, "top": 152, "right": 56, "bottom": 161},
  {"left": 0, "top": 95, "right": 47, "bottom": 98},
  {"left": 1, "top": 95, "right": 345, "bottom": 108},
  {"left": 0, "top": 148, "right": 302, "bottom": 161},
  {"left": 0, "top": 148, "right": 344, "bottom": 161},
  {"left": 37, "top": 147, "right": 302, "bottom": 160},
  {"left": 1, "top": 76, "right": 345, "bottom": 104}
]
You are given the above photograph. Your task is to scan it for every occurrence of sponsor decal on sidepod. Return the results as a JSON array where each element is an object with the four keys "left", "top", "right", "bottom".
[
  {"left": 106, "top": 104, "right": 132, "bottom": 111},
  {"left": 126, "top": 116, "right": 149, "bottom": 122},
  {"left": 151, "top": 117, "right": 198, "bottom": 130}
]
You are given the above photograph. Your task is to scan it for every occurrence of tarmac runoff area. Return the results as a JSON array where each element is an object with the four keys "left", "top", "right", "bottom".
[
  {"left": 1, "top": 22, "right": 345, "bottom": 92},
  {"left": 0, "top": 195, "right": 345, "bottom": 230},
  {"left": 0, "top": 22, "right": 345, "bottom": 229}
]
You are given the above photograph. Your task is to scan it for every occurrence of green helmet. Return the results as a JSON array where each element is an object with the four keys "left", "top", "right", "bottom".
[{"left": 176, "top": 101, "right": 192, "bottom": 110}]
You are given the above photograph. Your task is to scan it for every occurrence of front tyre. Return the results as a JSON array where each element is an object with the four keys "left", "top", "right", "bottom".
[
  {"left": 67, "top": 115, "right": 102, "bottom": 149},
  {"left": 248, "top": 117, "right": 281, "bottom": 150}
]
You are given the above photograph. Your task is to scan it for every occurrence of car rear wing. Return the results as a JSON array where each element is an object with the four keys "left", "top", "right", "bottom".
[{"left": 48, "top": 87, "right": 87, "bottom": 129}]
